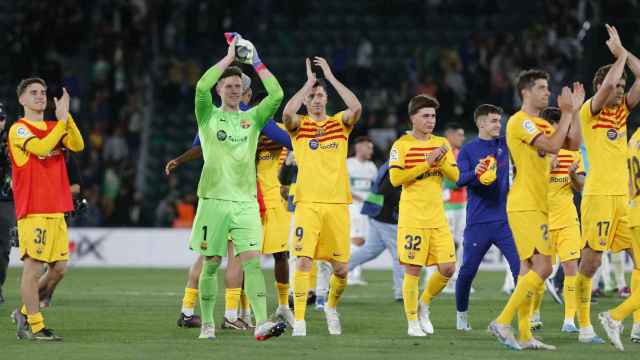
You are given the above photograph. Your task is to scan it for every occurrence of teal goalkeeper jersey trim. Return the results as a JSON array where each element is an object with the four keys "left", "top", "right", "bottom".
[{"left": 194, "top": 66, "right": 283, "bottom": 201}]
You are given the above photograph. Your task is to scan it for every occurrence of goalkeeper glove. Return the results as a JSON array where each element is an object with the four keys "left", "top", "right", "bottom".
[{"left": 224, "top": 32, "right": 264, "bottom": 71}]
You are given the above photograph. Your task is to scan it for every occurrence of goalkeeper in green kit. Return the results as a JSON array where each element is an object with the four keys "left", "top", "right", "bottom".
[{"left": 189, "top": 32, "right": 286, "bottom": 341}]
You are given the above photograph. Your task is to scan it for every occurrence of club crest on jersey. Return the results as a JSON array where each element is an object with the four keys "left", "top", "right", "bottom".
[
  {"left": 607, "top": 128, "right": 617, "bottom": 140},
  {"left": 217, "top": 130, "right": 227, "bottom": 141},
  {"left": 240, "top": 119, "right": 251, "bottom": 129},
  {"left": 309, "top": 139, "right": 319, "bottom": 150},
  {"left": 316, "top": 128, "right": 326, "bottom": 137}
]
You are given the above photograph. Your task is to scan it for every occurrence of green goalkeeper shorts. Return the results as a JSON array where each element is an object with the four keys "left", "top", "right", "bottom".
[{"left": 189, "top": 198, "right": 262, "bottom": 257}]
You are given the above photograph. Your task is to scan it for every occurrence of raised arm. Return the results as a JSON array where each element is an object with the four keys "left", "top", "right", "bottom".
[
  {"left": 62, "top": 114, "right": 85, "bottom": 152},
  {"left": 283, "top": 58, "right": 317, "bottom": 132},
  {"left": 313, "top": 56, "right": 362, "bottom": 127},
  {"left": 625, "top": 50, "right": 640, "bottom": 109},
  {"left": 564, "top": 82, "right": 585, "bottom": 151},
  {"left": 195, "top": 38, "right": 236, "bottom": 126},
  {"left": 591, "top": 24, "right": 628, "bottom": 114},
  {"left": 532, "top": 86, "right": 577, "bottom": 154}
]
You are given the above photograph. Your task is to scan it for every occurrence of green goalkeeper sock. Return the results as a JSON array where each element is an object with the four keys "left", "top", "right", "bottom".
[
  {"left": 241, "top": 257, "right": 268, "bottom": 324},
  {"left": 199, "top": 259, "right": 220, "bottom": 325}
]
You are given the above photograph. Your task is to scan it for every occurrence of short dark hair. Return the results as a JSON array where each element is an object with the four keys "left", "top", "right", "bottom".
[
  {"left": 353, "top": 136, "right": 372, "bottom": 145},
  {"left": 17, "top": 77, "right": 46, "bottom": 98},
  {"left": 408, "top": 94, "right": 439, "bottom": 116},
  {"left": 445, "top": 122, "right": 463, "bottom": 132},
  {"left": 593, "top": 64, "right": 628, "bottom": 93},
  {"left": 313, "top": 79, "right": 328, "bottom": 92},
  {"left": 540, "top": 106, "right": 561, "bottom": 124},
  {"left": 474, "top": 104, "right": 503, "bottom": 122},
  {"left": 218, "top": 66, "right": 243, "bottom": 83},
  {"left": 516, "top": 69, "right": 550, "bottom": 101}
]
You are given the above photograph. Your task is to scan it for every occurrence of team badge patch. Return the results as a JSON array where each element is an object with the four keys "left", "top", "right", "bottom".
[
  {"left": 316, "top": 127, "right": 325, "bottom": 137},
  {"left": 607, "top": 128, "right": 617, "bottom": 140},
  {"left": 309, "top": 139, "right": 319, "bottom": 150},
  {"left": 217, "top": 130, "right": 227, "bottom": 141},
  {"left": 240, "top": 119, "right": 251, "bottom": 129}
]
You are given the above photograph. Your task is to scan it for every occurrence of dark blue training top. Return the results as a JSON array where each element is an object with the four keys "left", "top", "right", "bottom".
[
  {"left": 456, "top": 136, "right": 510, "bottom": 225},
  {"left": 191, "top": 102, "right": 292, "bottom": 150}
]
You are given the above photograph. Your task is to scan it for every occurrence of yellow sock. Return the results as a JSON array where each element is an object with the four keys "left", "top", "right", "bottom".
[
  {"left": 420, "top": 271, "right": 450, "bottom": 305},
  {"left": 402, "top": 273, "right": 420, "bottom": 321},
  {"left": 575, "top": 272, "right": 593, "bottom": 328},
  {"left": 225, "top": 288, "right": 241, "bottom": 319},
  {"left": 518, "top": 284, "right": 535, "bottom": 342},
  {"left": 240, "top": 290, "right": 250, "bottom": 312},
  {"left": 610, "top": 269, "right": 640, "bottom": 321},
  {"left": 496, "top": 272, "right": 543, "bottom": 325},
  {"left": 531, "top": 281, "right": 545, "bottom": 315},
  {"left": 27, "top": 312, "right": 45, "bottom": 333},
  {"left": 631, "top": 269, "right": 640, "bottom": 323},
  {"left": 309, "top": 262, "right": 318, "bottom": 290},
  {"left": 20, "top": 304, "right": 27, "bottom": 316},
  {"left": 294, "top": 270, "right": 310, "bottom": 321},
  {"left": 276, "top": 282, "right": 289, "bottom": 306},
  {"left": 327, "top": 274, "right": 347, "bottom": 309},
  {"left": 182, "top": 287, "right": 198, "bottom": 311},
  {"left": 563, "top": 275, "right": 577, "bottom": 321}
]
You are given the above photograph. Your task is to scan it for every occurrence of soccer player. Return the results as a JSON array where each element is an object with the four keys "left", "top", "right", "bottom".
[
  {"left": 576, "top": 24, "right": 640, "bottom": 351},
  {"left": 538, "top": 106, "right": 586, "bottom": 333},
  {"left": 454, "top": 104, "right": 520, "bottom": 331},
  {"left": 625, "top": 126, "right": 640, "bottom": 343},
  {"left": 346, "top": 136, "right": 377, "bottom": 285},
  {"left": 10, "top": 79, "right": 84, "bottom": 340},
  {"left": 487, "top": 70, "right": 583, "bottom": 350},
  {"left": 348, "top": 161, "right": 404, "bottom": 301},
  {"left": 189, "top": 34, "right": 285, "bottom": 340},
  {"left": 167, "top": 74, "right": 293, "bottom": 329},
  {"left": 283, "top": 57, "right": 362, "bottom": 336},
  {"left": 442, "top": 122, "right": 466, "bottom": 294},
  {"left": 389, "top": 94, "right": 459, "bottom": 337}
]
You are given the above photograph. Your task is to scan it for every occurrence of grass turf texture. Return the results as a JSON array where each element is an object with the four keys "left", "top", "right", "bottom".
[{"left": 0, "top": 268, "right": 638, "bottom": 359}]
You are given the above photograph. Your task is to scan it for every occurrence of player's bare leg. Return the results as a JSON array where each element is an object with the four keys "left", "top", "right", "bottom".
[
  {"left": 37, "top": 261, "right": 67, "bottom": 308},
  {"left": 16, "top": 257, "right": 61, "bottom": 340}
]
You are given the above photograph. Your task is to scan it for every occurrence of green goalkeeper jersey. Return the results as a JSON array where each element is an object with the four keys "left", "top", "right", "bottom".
[{"left": 194, "top": 66, "right": 283, "bottom": 202}]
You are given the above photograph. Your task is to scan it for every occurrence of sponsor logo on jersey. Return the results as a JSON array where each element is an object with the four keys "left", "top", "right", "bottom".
[
  {"left": 309, "top": 139, "right": 319, "bottom": 150},
  {"left": 257, "top": 152, "right": 276, "bottom": 161},
  {"left": 607, "top": 128, "right": 617, "bottom": 140},
  {"left": 217, "top": 130, "right": 227, "bottom": 141},
  {"left": 550, "top": 176, "right": 569, "bottom": 183},
  {"left": 240, "top": 119, "right": 252, "bottom": 129},
  {"left": 416, "top": 168, "right": 443, "bottom": 180}
]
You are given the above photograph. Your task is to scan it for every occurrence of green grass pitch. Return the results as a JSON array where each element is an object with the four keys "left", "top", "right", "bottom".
[{"left": 0, "top": 268, "right": 638, "bottom": 359}]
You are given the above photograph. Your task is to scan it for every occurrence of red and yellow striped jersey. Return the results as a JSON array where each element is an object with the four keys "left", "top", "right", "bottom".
[
  {"left": 256, "top": 122, "right": 288, "bottom": 208},
  {"left": 288, "top": 111, "right": 352, "bottom": 204},
  {"left": 580, "top": 98, "right": 630, "bottom": 195},
  {"left": 389, "top": 133, "right": 457, "bottom": 228},
  {"left": 548, "top": 150, "right": 584, "bottom": 229}
]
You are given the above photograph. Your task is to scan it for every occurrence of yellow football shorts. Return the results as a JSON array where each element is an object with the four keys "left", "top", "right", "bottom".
[
  {"left": 508, "top": 210, "right": 552, "bottom": 260},
  {"left": 18, "top": 215, "right": 69, "bottom": 263},
  {"left": 550, "top": 222, "right": 581, "bottom": 263},
  {"left": 581, "top": 195, "right": 632, "bottom": 253},
  {"left": 291, "top": 202, "right": 350, "bottom": 263},
  {"left": 261, "top": 200, "right": 292, "bottom": 254},
  {"left": 397, "top": 226, "right": 455, "bottom": 267}
]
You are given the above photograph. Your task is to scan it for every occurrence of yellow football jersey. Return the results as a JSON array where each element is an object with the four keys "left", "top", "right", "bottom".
[
  {"left": 256, "top": 123, "right": 288, "bottom": 208},
  {"left": 389, "top": 133, "right": 458, "bottom": 228},
  {"left": 580, "top": 98, "right": 630, "bottom": 196},
  {"left": 506, "top": 110, "right": 554, "bottom": 213},
  {"left": 628, "top": 128, "right": 640, "bottom": 228},
  {"left": 548, "top": 150, "right": 584, "bottom": 229},
  {"left": 289, "top": 111, "right": 352, "bottom": 204}
]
